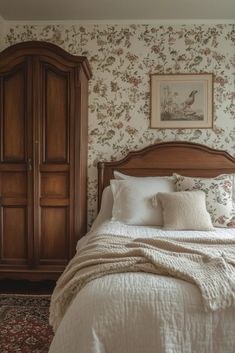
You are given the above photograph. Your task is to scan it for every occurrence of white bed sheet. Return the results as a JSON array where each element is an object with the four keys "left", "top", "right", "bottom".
[
  {"left": 77, "top": 220, "right": 235, "bottom": 251},
  {"left": 49, "top": 221, "right": 235, "bottom": 353}
]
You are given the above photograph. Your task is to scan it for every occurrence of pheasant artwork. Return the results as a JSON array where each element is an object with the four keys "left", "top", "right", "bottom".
[
  {"left": 160, "top": 85, "right": 203, "bottom": 122},
  {"left": 183, "top": 90, "right": 198, "bottom": 111}
]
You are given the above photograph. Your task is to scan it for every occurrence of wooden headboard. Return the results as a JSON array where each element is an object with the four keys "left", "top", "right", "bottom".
[{"left": 97, "top": 141, "right": 235, "bottom": 209}]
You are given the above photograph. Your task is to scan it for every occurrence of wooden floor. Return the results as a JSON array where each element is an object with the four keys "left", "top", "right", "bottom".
[{"left": 0, "top": 279, "right": 56, "bottom": 294}]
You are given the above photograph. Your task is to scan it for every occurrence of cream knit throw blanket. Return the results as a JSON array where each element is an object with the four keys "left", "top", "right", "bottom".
[{"left": 49, "top": 234, "right": 235, "bottom": 331}]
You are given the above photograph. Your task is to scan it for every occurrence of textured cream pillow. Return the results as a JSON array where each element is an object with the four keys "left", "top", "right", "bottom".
[{"left": 156, "top": 191, "right": 214, "bottom": 230}]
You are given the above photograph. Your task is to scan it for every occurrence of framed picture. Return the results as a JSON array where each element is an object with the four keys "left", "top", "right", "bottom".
[{"left": 150, "top": 73, "right": 213, "bottom": 129}]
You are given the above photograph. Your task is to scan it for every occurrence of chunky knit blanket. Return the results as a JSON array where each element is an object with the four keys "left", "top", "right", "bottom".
[{"left": 49, "top": 234, "right": 235, "bottom": 331}]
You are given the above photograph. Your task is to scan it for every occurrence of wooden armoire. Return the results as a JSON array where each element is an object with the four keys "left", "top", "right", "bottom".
[{"left": 0, "top": 41, "right": 92, "bottom": 280}]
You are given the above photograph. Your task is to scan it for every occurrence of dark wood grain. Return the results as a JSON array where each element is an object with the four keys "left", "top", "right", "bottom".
[{"left": 0, "top": 41, "right": 91, "bottom": 281}]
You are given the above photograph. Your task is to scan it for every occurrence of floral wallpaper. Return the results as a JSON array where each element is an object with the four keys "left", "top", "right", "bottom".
[{"left": 1, "top": 23, "right": 235, "bottom": 225}]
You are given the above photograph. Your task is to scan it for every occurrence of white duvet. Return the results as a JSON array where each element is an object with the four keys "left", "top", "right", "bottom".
[{"left": 49, "top": 221, "right": 235, "bottom": 353}]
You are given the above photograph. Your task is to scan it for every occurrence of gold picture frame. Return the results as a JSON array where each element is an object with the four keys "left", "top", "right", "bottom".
[{"left": 150, "top": 73, "right": 213, "bottom": 129}]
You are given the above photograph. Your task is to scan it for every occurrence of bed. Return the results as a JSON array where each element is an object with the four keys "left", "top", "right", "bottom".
[{"left": 49, "top": 141, "right": 235, "bottom": 353}]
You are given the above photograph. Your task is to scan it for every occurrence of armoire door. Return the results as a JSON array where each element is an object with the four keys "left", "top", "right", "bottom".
[
  {"left": 0, "top": 57, "right": 34, "bottom": 272},
  {"left": 34, "top": 56, "right": 75, "bottom": 270}
]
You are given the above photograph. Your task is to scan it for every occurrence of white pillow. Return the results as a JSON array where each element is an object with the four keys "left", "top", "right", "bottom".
[
  {"left": 114, "top": 171, "right": 137, "bottom": 179},
  {"left": 91, "top": 186, "right": 113, "bottom": 230},
  {"left": 110, "top": 178, "right": 175, "bottom": 226},
  {"left": 114, "top": 170, "right": 174, "bottom": 182}
]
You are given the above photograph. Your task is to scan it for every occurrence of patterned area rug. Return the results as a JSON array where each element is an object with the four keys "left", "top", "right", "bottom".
[{"left": 0, "top": 294, "right": 53, "bottom": 353}]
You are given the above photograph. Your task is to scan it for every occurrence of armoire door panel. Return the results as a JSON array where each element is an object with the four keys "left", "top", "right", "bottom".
[
  {"left": 40, "top": 164, "right": 69, "bottom": 172},
  {"left": 2, "top": 68, "right": 26, "bottom": 162},
  {"left": 40, "top": 199, "right": 69, "bottom": 207},
  {"left": 40, "top": 206, "right": 68, "bottom": 262},
  {"left": 1, "top": 206, "right": 27, "bottom": 263},
  {"left": 41, "top": 172, "right": 69, "bottom": 198},
  {"left": 42, "top": 66, "right": 69, "bottom": 163},
  {"left": 1, "top": 171, "right": 27, "bottom": 198}
]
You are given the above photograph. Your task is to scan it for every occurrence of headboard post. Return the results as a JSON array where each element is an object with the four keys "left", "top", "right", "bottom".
[{"left": 97, "top": 162, "right": 105, "bottom": 209}]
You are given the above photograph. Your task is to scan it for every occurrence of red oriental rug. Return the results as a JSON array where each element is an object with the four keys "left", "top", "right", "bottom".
[{"left": 0, "top": 294, "right": 53, "bottom": 353}]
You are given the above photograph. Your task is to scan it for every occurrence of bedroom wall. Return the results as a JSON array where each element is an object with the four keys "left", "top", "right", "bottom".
[{"left": 1, "top": 23, "right": 234, "bottom": 224}]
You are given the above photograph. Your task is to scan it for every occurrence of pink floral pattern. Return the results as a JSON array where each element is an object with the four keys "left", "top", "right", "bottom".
[
  {"left": 1, "top": 23, "right": 235, "bottom": 225},
  {"left": 174, "top": 173, "right": 235, "bottom": 227}
]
